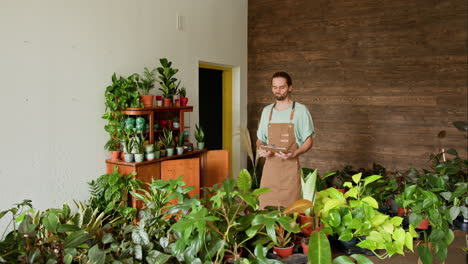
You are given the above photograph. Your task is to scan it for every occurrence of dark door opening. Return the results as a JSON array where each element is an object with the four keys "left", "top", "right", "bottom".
[{"left": 199, "top": 68, "right": 223, "bottom": 150}]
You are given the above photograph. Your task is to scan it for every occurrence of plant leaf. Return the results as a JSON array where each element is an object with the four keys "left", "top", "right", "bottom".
[{"left": 309, "top": 231, "right": 332, "bottom": 264}]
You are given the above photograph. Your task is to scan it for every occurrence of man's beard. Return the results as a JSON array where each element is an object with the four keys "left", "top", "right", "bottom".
[{"left": 275, "top": 92, "right": 289, "bottom": 101}]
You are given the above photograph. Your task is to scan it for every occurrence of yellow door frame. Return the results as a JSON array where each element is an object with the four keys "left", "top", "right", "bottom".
[{"left": 199, "top": 64, "right": 232, "bottom": 177}]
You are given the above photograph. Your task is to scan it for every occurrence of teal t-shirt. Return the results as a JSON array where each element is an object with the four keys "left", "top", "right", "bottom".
[{"left": 257, "top": 102, "right": 316, "bottom": 147}]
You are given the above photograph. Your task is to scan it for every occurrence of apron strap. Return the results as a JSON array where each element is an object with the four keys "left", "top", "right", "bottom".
[{"left": 269, "top": 101, "right": 296, "bottom": 122}]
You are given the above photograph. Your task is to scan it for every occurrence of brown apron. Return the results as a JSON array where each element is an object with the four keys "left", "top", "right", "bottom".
[{"left": 259, "top": 102, "right": 301, "bottom": 209}]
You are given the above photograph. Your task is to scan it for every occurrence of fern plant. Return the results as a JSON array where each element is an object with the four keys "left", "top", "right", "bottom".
[{"left": 88, "top": 166, "right": 142, "bottom": 220}]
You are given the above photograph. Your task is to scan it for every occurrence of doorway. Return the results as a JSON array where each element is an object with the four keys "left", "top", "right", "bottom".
[
  {"left": 198, "top": 64, "right": 232, "bottom": 176},
  {"left": 199, "top": 68, "right": 223, "bottom": 150}
]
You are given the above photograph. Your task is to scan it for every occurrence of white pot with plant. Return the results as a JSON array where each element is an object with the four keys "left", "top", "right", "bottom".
[
  {"left": 133, "top": 132, "right": 145, "bottom": 162},
  {"left": 176, "top": 134, "right": 184, "bottom": 155},
  {"left": 122, "top": 130, "right": 134, "bottom": 163},
  {"left": 195, "top": 124, "right": 205, "bottom": 150},
  {"left": 137, "top": 66, "right": 157, "bottom": 108},
  {"left": 160, "top": 127, "right": 174, "bottom": 157}
]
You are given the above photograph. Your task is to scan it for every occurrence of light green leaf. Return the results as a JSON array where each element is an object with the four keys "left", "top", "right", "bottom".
[
  {"left": 309, "top": 231, "right": 332, "bottom": 264},
  {"left": 352, "top": 173, "right": 362, "bottom": 184},
  {"left": 345, "top": 188, "right": 358, "bottom": 199},
  {"left": 362, "top": 197, "right": 378, "bottom": 208},
  {"left": 449, "top": 206, "right": 460, "bottom": 220},
  {"left": 322, "top": 199, "right": 346, "bottom": 215},
  {"left": 370, "top": 214, "right": 388, "bottom": 227},
  {"left": 357, "top": 240, "right": 377, "bottom": 250},
  {"left": 405, "top": 232, "right": 414, "bottom": 252},
  {"left": 349, "top": 254, "right": 374, "bottom": 264},
  {"left": 363, "top": 175, "right": 382, "bottom": 187},
  {"left": 237, "top": 169, "right": 252, "bottom": 192},
  {"left": 332, "top": 256, "right": 355, "bottom": 264}
]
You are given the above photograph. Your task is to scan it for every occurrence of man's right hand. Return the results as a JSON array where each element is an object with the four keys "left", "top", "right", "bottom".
[{"left": 258, "top": 149, "right": 273, "bottom": 158}]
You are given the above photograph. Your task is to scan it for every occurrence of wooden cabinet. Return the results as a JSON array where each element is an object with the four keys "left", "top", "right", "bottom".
[{"left": 106, "top": 106, "right": 229, "bottom": 209}]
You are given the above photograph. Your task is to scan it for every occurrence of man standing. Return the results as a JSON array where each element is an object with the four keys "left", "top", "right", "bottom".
[{"left": 256, "top": 72, "right": 315, "bottom": 208}]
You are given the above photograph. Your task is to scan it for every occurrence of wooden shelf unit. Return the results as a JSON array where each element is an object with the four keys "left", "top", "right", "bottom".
[{"left": 122, "top": 106, "right": 193, "bottom": 144}]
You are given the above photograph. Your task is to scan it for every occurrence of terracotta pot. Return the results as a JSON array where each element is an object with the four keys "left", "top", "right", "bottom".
[
  {"left": 174, "top": 99, "right": 180, "bottom": 107},
  {"left": 163, "top": 98, "right": 172, "bottom": 107},
  {"left": 298, "top": 214, "right": 314, "bottom": 236},
  {"left": 140, "top": 95, "right": 154, "bottom": 108},
  {"left": 273, "top": 243, "right": 294, "bottom": 258},
  {"left": 416, "top": 219, "right": 429, "bottom": 229},
  {"left": 110, "top": 151, "right": 120, "bottom": 161},
  {"left": 180, "top": 97, "right": 189, "bottom": 106},
  {"left": 397, "top": 207, "right": 410, "bottom": 217},
  {"left": 301, "top": 237, "right": 309, "bottom": 254},
  {"left": 336, "top": 188, "right": 346, "bottom": 193}
]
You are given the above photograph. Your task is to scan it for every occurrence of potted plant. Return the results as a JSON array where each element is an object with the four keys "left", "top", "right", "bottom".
[
  {"left": 133, "top": 132, "right": 145, "bottom": 162},
  {"left": 172, "top": 116, "right": 180, "bottom": 129},
  {"left": 106, "top": 138, "right": 121, "bottom": 161},
  {"left": 157, "top": 58, "right": 179, "bottom": 107},
  {"left": 176, "top": 134, "right": 184, "bottom": 155},
  {"left": 154, "top": 141, "right": 161, "bottom": 159},
  {"left": 298, "top": 169, "right": 335, "bottom": 236},
  {"left": 102, "top": 73, "right": 142, "bottom": 158},
  {"left": 195, "top": 124, "right": 205, "bottom": 150},
  {"left": 122, "top": 129, "right": 134, "bottom": 162},
  {"left": 179, "top": 86, "right": 188, "bottom": 106},
  {"left": 137, "top": 66, "right": 158, "bottom": 108},
  {"left": 159, "top": 127, "right": 174, "bottom": 157},
  {"left": 314, "top": 172, "right": 417, "bottom": 259}
]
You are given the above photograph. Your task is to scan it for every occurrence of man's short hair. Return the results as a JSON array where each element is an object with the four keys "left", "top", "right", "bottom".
[{"left": 271, "top": 72, "right": 292, "bottom": 86}]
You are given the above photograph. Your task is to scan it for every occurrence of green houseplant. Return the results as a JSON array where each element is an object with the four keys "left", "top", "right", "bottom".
[
  {"left": 195, "top": 124, "right": 205, "bottom": 150},
  {"left": 102, "top": 73, "right": 142, "bottom": 158},
  {"left": 133, "top": 132, "right": 146, "bottom": 162},
  {"left": 137, "top": 66, "right": 158, "bottom": 108},
  {"left": 157, "top": 58, "right": 179, "bottom": 107},
  {"left": 159, "top": 127, "right": 174, "bottom": 157},
  {"left": 298, "top": 169, "right": 336, "bottom": 236},
  {"left": 314, "top": 172, "right": 417, "bottom": 259},
  {"left": 176, "top": 133, "right": 184, "bottom": 155},
  {"left": 122, "top": 129, "right": 134, "bottom": 162}
]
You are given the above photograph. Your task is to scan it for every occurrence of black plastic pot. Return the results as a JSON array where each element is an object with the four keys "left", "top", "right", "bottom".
[{"left": 454, "top": 216, "right": 468, "bottom": 231}]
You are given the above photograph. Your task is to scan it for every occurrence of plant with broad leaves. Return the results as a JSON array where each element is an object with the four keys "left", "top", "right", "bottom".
[{"left": 314, "top": 173, "right": 417, "bottom": 259}]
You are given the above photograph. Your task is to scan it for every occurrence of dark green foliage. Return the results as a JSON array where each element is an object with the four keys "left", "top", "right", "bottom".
[{"left": 88, "top": 166, "right": 142, "bottom": 220}]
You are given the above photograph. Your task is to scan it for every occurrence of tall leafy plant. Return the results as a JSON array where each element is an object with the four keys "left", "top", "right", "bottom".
[
  {"left": 102, "top": 73, "right": 142, "bottom": 151},
  {"left": 157, "top": 58, "right": 179, "bottom": 98}
]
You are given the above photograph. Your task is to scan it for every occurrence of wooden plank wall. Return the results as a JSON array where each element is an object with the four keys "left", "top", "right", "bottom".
[{"left": 248, "top": 0, "right": 467, "bottom": 173}]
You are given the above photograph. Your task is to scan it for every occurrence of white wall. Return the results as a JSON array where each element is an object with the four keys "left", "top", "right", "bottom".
[{"left": 0, "top": 0, "right": 247, "bottom": 226}]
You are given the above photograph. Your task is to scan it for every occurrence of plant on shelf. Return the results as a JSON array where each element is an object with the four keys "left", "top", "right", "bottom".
[
  {"left": 122, "top": 129, "right": 134, "bottom": 162},
  {"left": 195, "top": 124, "right": 205, "bottom": 150},
  {"left": 136, "top": 66, "right": 158, "bottom": 108},
  {"left": 137, "top": 66, "right": 157, "bottom": 95},
  {"left": 179, "top": 86, "right": 189, "bottom": 106},
  {"left": 157, "top": 58, "right": 179, "bottom": 106},
  {"left": 102, "top": 73, "right": 142, "bottom": 156},
  {"left": 133, "top": 132, "right": 146, "bottom": 162},
  {"left": 159, "top": 127, "right": 174, "bottom": 157},
  {"left": 176, "top": 133, "right": 184, "bottom": 155},
  {"left": 154, "top": 140, "right": 162, "bottom": 159}
]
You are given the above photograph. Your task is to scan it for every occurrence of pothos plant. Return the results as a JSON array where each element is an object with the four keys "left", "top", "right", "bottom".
[
  {"left": 314, "top": 172, "right": 417, "bottom": 260},
  {"left": 102, "top": 73, "right": 142, "bottom": 151}
]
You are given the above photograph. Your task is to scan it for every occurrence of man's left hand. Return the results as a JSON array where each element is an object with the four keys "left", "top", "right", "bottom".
[{"left": 275, "top": 151, "right": 296, "bottom": 160}]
